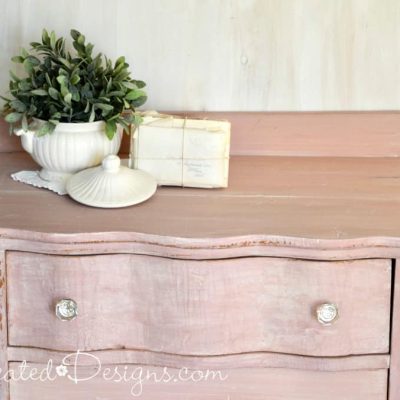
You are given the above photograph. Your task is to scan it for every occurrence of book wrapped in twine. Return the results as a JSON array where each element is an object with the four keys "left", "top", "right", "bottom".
[{"left": 130, "top": 112, "right": 230, "bottom": 188}]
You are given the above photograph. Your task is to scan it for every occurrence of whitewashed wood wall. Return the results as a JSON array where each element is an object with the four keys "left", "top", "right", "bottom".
[{"left": 1, "top": 0, "right": 399, "bottom": 111}]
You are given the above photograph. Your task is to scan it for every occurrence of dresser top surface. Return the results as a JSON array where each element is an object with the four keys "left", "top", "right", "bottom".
[{"left": 1, "top": 152, "right": 400, "bottom": 240}]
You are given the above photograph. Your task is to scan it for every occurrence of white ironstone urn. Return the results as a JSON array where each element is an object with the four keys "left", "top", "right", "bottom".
[{"left": 15, "top": 119, "right": 122, "bottom": 185}]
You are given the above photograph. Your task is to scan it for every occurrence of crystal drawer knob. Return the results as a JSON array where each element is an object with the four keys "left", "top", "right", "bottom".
[
  {"left": 316, "top": 303, "right": 338, "bottom": 325},
  {"left": 55, "top": 299, "right": 78, "bottom": 321}
]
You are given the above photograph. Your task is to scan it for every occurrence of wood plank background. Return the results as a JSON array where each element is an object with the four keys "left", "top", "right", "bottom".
[
  {"left": 1, "top": 0, "right": 400, "bottom": 112},
  {"left": 1, "top": 1, "right": 400, "bottom": 156}
]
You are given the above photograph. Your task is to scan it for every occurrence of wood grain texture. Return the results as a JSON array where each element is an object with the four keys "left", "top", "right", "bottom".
[
  {"left": 8, "top": 363, "right": 388, "bottom": 400},
  {"left": 7, "top": 252, "right": 391, "bottom": 357},
  {"left": 4, "top": 153, "right": 400, "bottom": 245},
  {"left": 4, "top": 232, "right": 400, "bottom": 261},
  {"left": 7, "top": 347, "right": 390, "bottom": 372},
  {"left": 0, "top": 252, "right": 8, "bottom": 400},
  {"left": 389, "top": 259, "right": 400, "bottom": 400},
  {"left": 4, "top": 112, "right": 400, "bottom": 157},
  {"left": 171, "top": 111, "right": 400, "bottom": 157},
  {"left": 2, "top": 0, "right": 400, "bottom": 112}
]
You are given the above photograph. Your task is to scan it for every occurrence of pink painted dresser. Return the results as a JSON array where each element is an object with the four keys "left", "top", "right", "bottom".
[{"left": 1, "top": 112, "right": 400, "bottom": 399}]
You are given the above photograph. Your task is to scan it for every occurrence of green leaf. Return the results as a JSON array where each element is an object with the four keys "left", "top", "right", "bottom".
[
  {"left": 18, "top": 80, "right": 31, "bottom": 91},
  {"left": 58, "top": 68, "right": 69, "bottom": 76},
  {"left": 113, "top": 61, "right": 127, "bottom": 76},
  {"left": 60, "top": 85, "right": 69, "bottom": 97},
  {"left": 122, "top": 113, "right": 135, "bottom": 124},
  {"left": 121, "top": 81, "right": 137, "bottom": 90},
  {"left": 125, "top": 89, "right": 146, "bottom": 101},
  {"left": 5, "top": 112, "right": 22, "bottom": 123},
  {"left": 71, "top": 88, "right": 80, "bottom": 102},
  {"left": 37, "top": 121, "right": 56, "bottom": 136},
  {"left": 117, "top": 117, "right": 131, "bottom": 135},
  {"left": 21, "top": 48, "right": 29, "bottom": 58},
  {"left": 45, "top": 73, "right": 52, "bottom": 86},
  {"left": 64, "top": 93, "right": 72, "bottom": 105},
  {"left": 26, "top": 56, "right": 40, "bottom": 66},
  {"left": 28, "top": 104, "right": 37, "bottom": 114},
  {"left": 48, "top": 87, "right": 59, "bottom": 100},
  {"left": 73, "top": 41, "right": 85, "bottom": 54},
  {"left": 81, "top": 84, "right": 92, "bottom": 99},
  {"left": 133, "top": 80, "right": 146, "bottom": 89},
  {"left": 57, "top": 75, "right": 69, "bottom": 97},
  {"left": 95, "top": 103, "right": 113, "bottom": 111},
  {"left": 10, "top": 99, "right": 26, "bottom": 112},
  {"left": 95, "top": 103, "right": 113, "bottom": 117},
  {"left": 43, "top": 57, "right": 51, "bottom": 70},
  {"left": 21, "top": 114, "right": 28, "bottom": 131},
  {"left": 133, "top": 113, "right": 143, "bottom": 126},
  {"left": 89, "top": 106, "right": 95, "bottom": 122},
  {"left": 118, "top": 119, "right": 131, "bottom": 135},
  {"left": 9, "top": 71, "right": 20, "bottom": 82},
  {"left": 85, "top": 43, "right": 94, "bottom": 56},
  {"left": 9, "top": 81, "right": 18, "bottom": 92},
  {"left": 106, "top": 77, "right": 113, "bottom": 92},
  {"left": 70, "top": 29, "right": 80, "bottom": 41},
  {"left": 55, "top": 38, "right": 65, "bottom": 54},
  {"left": 42, "top": 29, "right": 50, "bottom": 45},
  {"left": 115, "top": 56, "right": 125, "bottom": 68},
  {"left": 130, "top": 95, "right": 147, "bottom": 108},
  {"left": 70, "top": 74, "right": 80, "bottom": 85},
  {"left": 107, "top": 90, "right": 124, "bottom": 97},
  {"left": 77, "top": 34, "right": 85, "bottom": 45},
  {"left": 108, "top": 114, "right": 120, "bottom": 121},
  {"left": 50, "top": 112, "right": 62, "bottom": 120},
  {"left": 31, "top": 89, "right": 48, "bottom": 96},
  {"left": 50, "top": 31, "right": 56, "bottom": 49},
  {"left": 105, "top": 120, "right": 116, "bottom": 140},
  {"left": 123, "top": 113, "right": 142, "bottom": 127},
  {"left": 11, "top": 56, "right": 24, "bottom": 63},
  {"left": 58, "top": 58, "right": 71, "bottom": 69},
  {"left": 23, "top": 59, "right": 33, "bottom": 74},
  {"left": 56, "top": 75, "right": 67, "bottom": 85}
]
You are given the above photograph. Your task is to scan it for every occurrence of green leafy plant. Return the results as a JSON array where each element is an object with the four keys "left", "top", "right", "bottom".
[{"left": 1, "top": 29, "right": 147, "bottom": 139}]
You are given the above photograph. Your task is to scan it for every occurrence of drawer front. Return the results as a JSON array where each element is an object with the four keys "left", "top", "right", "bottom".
[
  {"left": 9, "top": 363, "right": 388, "bottom": 400},
  {"left": 7, "top": 252, "right": 391, "bottom": 356}
]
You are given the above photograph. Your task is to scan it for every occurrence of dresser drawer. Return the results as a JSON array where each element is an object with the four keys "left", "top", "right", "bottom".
[
  {"left": 7, "top": 252, "right": 391, "bottom": 356},
  {"left": 9, "top": 363, "right": 388, "bottom": 400}
]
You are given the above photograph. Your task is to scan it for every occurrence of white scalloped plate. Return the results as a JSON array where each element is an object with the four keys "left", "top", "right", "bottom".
[{"left": 66, "top": 155, "right": 157, "bottom": 208}]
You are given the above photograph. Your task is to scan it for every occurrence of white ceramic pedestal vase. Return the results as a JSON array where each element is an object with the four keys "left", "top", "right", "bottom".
[{"left": 15, "top": 119, "right": 123, "bottom": 188}]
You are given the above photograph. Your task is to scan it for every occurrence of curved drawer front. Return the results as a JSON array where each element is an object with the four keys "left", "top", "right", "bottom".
[
  {"left": 9, "top": 363, "right": 388, "bottom": 400},
  {"left": 7, "top": 252, "right": 391, "bottom": 356}
]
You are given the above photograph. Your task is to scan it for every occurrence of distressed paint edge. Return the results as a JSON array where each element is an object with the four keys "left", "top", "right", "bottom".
[
  {"left": 389, "top": 259, "right": 400, "bottom": 400},
  {"left": 0, "top": 252, "right": 8, "bottom": 399},
  {"left": 7, "top": 347, "right": 390, "bottom": 373},
  {"left": 3, "top": 229, "right": 400, "bottom": 260}
]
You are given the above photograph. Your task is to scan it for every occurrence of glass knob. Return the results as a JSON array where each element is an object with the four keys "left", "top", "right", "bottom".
[
  {"left": 316, "top": 303, "right": 338, "bottom": 325},
  {"left": 55, "top": 299, "right": 78, "bottom": 321}
]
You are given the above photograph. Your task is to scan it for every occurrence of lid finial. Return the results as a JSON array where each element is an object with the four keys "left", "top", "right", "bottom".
[{"left": 102, "top": 155, "right": 121, "bottom": 172}]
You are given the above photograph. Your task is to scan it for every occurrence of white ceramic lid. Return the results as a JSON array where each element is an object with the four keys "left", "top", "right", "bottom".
[{"left": 66, "top": 155, "right": 157, "bottom": 208}]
